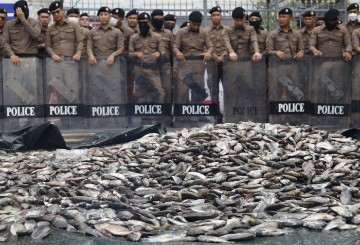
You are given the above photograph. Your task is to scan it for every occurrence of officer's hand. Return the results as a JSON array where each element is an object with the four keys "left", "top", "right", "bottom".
[
  {"left": 252, "top": 52, "right": 262, "bottom": 62},
  {"left": 343, "top": 52, "right": 352, "bottom": 61},
  {"left": 276, "top": 51, "right": 286, "bottom": 61},
  {"left": 16, "top": 8, "right": 26, "bottom": 22},
  {"left": 73, "top": 54, "right": 81, "bottom": 62},
  {"left": 294, "top": 52, "right": 304, "bottom": 61},
  {"left": 10, "top": 55, "right": 21, "bottom": 66},
  {"left": 135, "top": 52, "right": 144, "bottom": 60},
  {"left": 313, "top": 50, "right": 322, "bottom": 57},
  {"left": 203, "top": 53, "right": 211, "bottom": 62},
  {"left": 216, "top": 55, "right": 223, "bottom": 64},
  {"left": 106, "top": 55, "right": 115, "bottom": 66},
  {"left": 229, "top": 52, "right": 238, "bottom": 62},
  {"left": 88, "top": 55, "right": 97, "bottom": 65},
  {"left": 151, "top": 52, "right": 160, "bottom": 61},
  {"left": 177, "top": 52, "right": 185, "bottom": 61},
  {"left": 52, "top": 54, "right": 62, "bottom": 62}
]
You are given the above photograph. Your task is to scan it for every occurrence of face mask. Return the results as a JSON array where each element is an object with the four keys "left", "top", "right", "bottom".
[
  {"left": 139, "top": 22, "right": 150, "bottom": 37},
  {"left": 109, "top": 17, "right": 118, "bottom": 27},
  {"left": 151, "top": 18, "right": 163, "bottom": 31},
  {"left": 68, "top": 17, "right": 79, "bottom": 23},
  {"left": 164, "top": 22, "right": 175, "bottom": 31},
  {"left": 325, "top": 21, "right": 337, "bottom": 31},
  {"left": 349, "top": 13, "right": 358, "bottom": 22},
  {"left": 249, "top": 20, "right": 261, "bottom": 30}
]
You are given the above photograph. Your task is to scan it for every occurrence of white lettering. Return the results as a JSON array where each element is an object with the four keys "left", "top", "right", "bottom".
[
  {"left": 134, "top": 105, "right": 162, "bottom": 115},
  {"left": 277, "top": 103, "right": 305, "bottom": 113},
  {"left": 317, "top": 105, "right": 345, "bottom": 115},
  {"left": 6, "top": 107, "right": 36, "bottom": 117},
  {"left": 181, "top": 105, "right": 210, "bottom": 115},
  {"left": 49, "top": 106, "right": 77, "bottom": 116},
  {"left": 91, "top": 106, "right": 120, "bottom": 116}
]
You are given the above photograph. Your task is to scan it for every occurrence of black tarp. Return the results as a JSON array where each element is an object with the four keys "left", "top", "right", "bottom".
[{"left": 0, "top": 122, "right": 166, "bottom": 152}]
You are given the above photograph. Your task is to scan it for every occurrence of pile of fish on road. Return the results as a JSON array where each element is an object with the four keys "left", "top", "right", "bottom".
[{"left": 1, "top": 122, "right": 360, "bottom": 243}]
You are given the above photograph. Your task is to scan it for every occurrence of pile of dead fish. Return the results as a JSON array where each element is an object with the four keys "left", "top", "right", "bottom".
[{"left": 1, "top": 122, "right": 360, "bottom": 243}]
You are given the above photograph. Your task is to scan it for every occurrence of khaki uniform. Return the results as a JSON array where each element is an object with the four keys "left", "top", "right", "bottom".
[
  {"left": 2, "top": 18, "right": 40, "bottom": 56},
  {"left": 45, "top": 18, "right": 83, "bottom": 104},
  {"left": 299, "top": 27, "right": 313, "bottom": 55},
  {"left": 352, "top": 28, "right": 360, "bottom": 126},
  {"left": 173, "top": 26, "right": 213, "bottom": 104},
  {"left": 80, "top": 26, "right": 89, "bottom": 58},
  {"left": 37, "top": 26, "right": 47, "bottom": 58},
  {"left": 153, "top": 27, "right": 174, "bottom": 104},
  {"left": 118, "top": 25, "right": 133, "bottom": 56},
  {"left": 129, "top": 30, "right": 165, "bottom": 103},
  {"left": 205, "top": 25, "right": 233, "bottom": 107},
  {"left": 253, "top": 29, "right": 268, "bottom": 56},
  {"left": 0, "top": 31, "right": 8, "bottom": 58}
]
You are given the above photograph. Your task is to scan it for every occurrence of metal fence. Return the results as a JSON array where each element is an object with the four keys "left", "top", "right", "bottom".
[{"left": 60, "top": 0, "right": 347, "bottom": 30}]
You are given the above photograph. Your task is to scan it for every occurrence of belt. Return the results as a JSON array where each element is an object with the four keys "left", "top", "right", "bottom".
[
  {"left": 185, "top": 55, "right": 204, "bottom": 60},
  {"left": 61, "top": 56, "right": 74, "bottom": 61},
  {"left": 134, "top": 62, "right": 159, "bottom": 69},
  {"left": 16, "top": 54, "right": 37, "bottom": 58}
]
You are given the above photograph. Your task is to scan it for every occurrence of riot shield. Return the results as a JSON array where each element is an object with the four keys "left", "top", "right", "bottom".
[
  {"left": 351, "top": 55, "right": 360, "bottom": 127},
  {"left": 44, "top": 58, "right": 84, "bottom": 130},
  {"left": 127, "top": 57, "right": 172, "bottom": 127},
  {"left": 268, "top": 57, "right": 309, "bottom": 126},
  {"left": 2, "top": 58, "right": 43, "bottom": 132},
  {"left": 0, "top": 60, "right": 3, "bottom": 132},
  {"left": 310, "top": 57, "right": 350, "bottom": 128},
  {"left": 222, "top": 57, "right": 267, "bottom": 123},
  {"left": 173, "top": 58, "right": 218, "bottom": 128},
  {"left": 85, "top": 56, "right": 127, "bottom": 129}
]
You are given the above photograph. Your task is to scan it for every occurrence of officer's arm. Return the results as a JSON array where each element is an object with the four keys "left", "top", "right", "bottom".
[
  {"left": 128, "top": 35, "right": 137, "bottom": 59},
  {"left": 45, "top": 26, "right": 56, "bottom": 57},
  {"left": 2, "top": 22, "right": 15, "bottom": 57},
  {"left": 250, "top": 26, "right": 260, "bottom": 54},
  {"left": 157, "top": 35, "right": 166, "bottom": 57},
  {"left": 74, "top": 24, "right": 83, "bottom": 57},
  {"left": 297, "top": 32, "right": 305, "bottom": 54},
  {"left": 352, "top": 29, "right": 360, "bottom": 53},
  {"left": 204, "top": 31, "right": 214, "bottom": 56},
  {"left": 223, "top": 28, "right": 235, "bottom": 56},
  {"left": 343, "top": 28, "right": 353, "bottom": 54},
  {"left": 309, "top": 28, "right": 319, "bottom": 55},
  {"left": 112, "top": 30, "right": 124, "bottom": 57},
  {"left": 265, "top": 31, "right": 277, "bottom": 56},
  {"left": 22, "top": 18, "right": 41, "bottom": 39},
  {"left": 87, "top": 29, "right": 95, "bottom": 57},
  {"left": 173, "top": 29, "right": 182, "bottom": 56}
]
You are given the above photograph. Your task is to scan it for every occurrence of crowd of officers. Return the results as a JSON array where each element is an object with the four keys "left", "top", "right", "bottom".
[{"left": 0, "top": 0, "right": 359, "bottom": 123}]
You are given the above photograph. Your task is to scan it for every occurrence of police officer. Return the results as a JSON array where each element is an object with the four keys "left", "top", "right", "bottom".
[
  {"left": 3, "top": 0, "right": 40, "bottom": 65},
  {"left": 205, "top": 6, "right": 236, "bottom": 122},
  {"left": 129, "top": 12, "right": 165, "bottom": 104},
  {"left": 300, "top": 11, "right": 316, "bottom": 55},
  {"left": 66, "top": 8, "right": 80, "bottom": 23},
  {"left": 163, "top": 14, "right": 176, "bottom": 32},
  {"left": 126, "top": 9, "right": 138, "bottom": 33},
  {"left": 111, "top": 8, "right": 133, "bottom": 56},
  {"left": 37, "top": 8, "right": 51, "bottom": 58},
  {"left": 315, "top": 16, "right": 325, "bottom": 27},
  {"left": 344, "top": 3, "right": 360, "bottom": 37},
  {"left": 248, "top": 11, "right": 268, "bottom": 56},
  {"left": 150, "top": 9, "right": 174, "bottom": 106},
  {"left": 88, "top": 7, "right": 124, "bottom": 65},
  {"left": 46, "top": 0, "right": 83, "bottom": 121},
  {"left": 79, "top": 13, "right": 92, "bottom": 30},
  {"left": 0, "top": 9, "right": 8, "bottom": 58}
]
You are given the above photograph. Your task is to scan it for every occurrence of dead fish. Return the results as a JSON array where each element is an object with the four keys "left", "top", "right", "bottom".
[
  {"left": 197, "top": 235, "right": 232, "bottom": 243},
  {"left": 330, "top": 206, "right": 353, "bottom": 218},
  {"left": 31, "top": 226, "right": 51, "bottom": 240},
  {"left": 95, "top": 223, "right": 132, "bottom": 236},
  {"left": 220, "top": 232, "right": 256, "bottom": 241},
  {"left": 141, "top": 230, "right": 188, "bottom": 242}
]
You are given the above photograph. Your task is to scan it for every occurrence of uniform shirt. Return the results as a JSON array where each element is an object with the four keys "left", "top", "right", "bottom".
[
  {"left": 118, "top": 25, "right": 133, "bottom": 56},
  {"left": 46, "top": 18, "right": 83, "bottom": 57},
  {"left": 299, "top": 27, "right": 313, "bottom": 54},
  {"left": 173, "top": 26, "right": 214, "bottom": 57},
  {"left": 266, "top": 28, "right": 304, "bottom": 60},
  {"left": 342, "top": 21, "right": 360, "bottom": 55},
  {"left": 87, "top": 25, "right": 124, "bottom": 57},
  {"left": 129, "top": 30, "right": 165, "bottom": 63},
  {"left": 37, "top": 26, "right": 47, "bottom": 57},
  {"left": 352, "top": 28, "right": 360, "bottom": 54},
  {"left": 204, "top": 25, "right": 234, "bottom": 60},
  {"left": 80, "top": 26, "right": 89, "bottom": 57},
  {"left": 2, "top": 18, "right": 40, "bottom": 56},
  {"left": 227, "top": 24, "right": 259, "bottom": 57},
  {"left": 152, "top": 27, "right": 173, "bottom": 58},
  {"left": 0, "top": 31, "right": 8, "bottom": 58},
  {"left": 254, "top": 29, "right": 268, "bottom": 56},
  {"left": 309, "top": 25, "right": 352, "bottom": 57}
]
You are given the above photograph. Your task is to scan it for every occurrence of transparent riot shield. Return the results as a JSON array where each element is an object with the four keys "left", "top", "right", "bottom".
[
  {"left": 351, "top": 55, "right": 360, "bottom": 127},
  {"left": 310, "top": 57, "right": 350, "bottom": 128},
  {"left": 2, "top": 58, "right": 43, "bottom": 132},
  {"left": 173, "top": 58, "right": 218, "bottom": 128},
  {"left": 268, "top": 57, "right": 309, "bottom": 126},
  {"left": 127, "top": 58, "right": 172, "bottom": 127},
  {"left": 85, "top": 57, "right": 127, "bottom": 129},
  {"left": 222, "top": 57, "right": 267, "bottom": 123},
  {"left": 0, "top": 60, "right": 3, "bottom": 132},
  {"left": 44, "top": 58, "right": 83, "bottom": 130}
]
